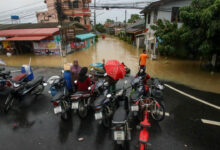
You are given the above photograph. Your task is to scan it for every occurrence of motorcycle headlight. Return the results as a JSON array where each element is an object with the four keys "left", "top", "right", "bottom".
[
  {"left": 88, "top": 86, "right": 92, "bottom": 91},
  {"left": 13, "top": 83, "right": 20, "bottom": 88}
]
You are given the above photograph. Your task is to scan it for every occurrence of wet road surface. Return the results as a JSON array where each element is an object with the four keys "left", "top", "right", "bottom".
[
  {"left": 0, "top": 67, "right": 219, "bottom": 150},
  {"left": 1, "top": 37, "right": 220, "bottom": 93}
]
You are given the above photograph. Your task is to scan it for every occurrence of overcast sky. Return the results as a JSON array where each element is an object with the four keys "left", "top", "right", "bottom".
[{"left": 0, "top": 0, "right": 154, "bottom": 24}]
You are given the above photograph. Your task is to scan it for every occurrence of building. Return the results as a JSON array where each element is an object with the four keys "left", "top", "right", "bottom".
[
  {"left": 125, "top": 20, "right": 145, "bottom": 46},
  {"left": 0, "top": 23, "right": 91, "bottom": 55},
  {"left": 36, "top": 0, "right": 91, "bottom": 30},
  {"left": 105, "top": 22, "right": 125, "bottom": 35},
  {"left": 141, "top": 0, "right": 192, "bottom": 58}
]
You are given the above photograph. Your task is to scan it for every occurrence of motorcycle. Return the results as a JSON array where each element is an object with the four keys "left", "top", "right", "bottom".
[
  {"left": 93, "top": 82, "right": 119, "bottom": 128},
  {"left": 71, "top": 79, "right": 107, "bottom": 119},
  {"left": 2, "top": 76, "right": 46, "bottom": 113},
  {"left": 137, "top": 97, "right": 164, "bottom": 150},
  {"left": 47, "top": 75, "right": 72, "bottom": 121},
  {"left": 112, "top": 81, "right": 131, "bottom": 149}
]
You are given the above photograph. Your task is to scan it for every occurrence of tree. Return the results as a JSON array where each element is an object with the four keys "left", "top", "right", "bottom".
[
  {"left": 151, "top": 19, "right": 186, "bottom": 57},
  {"left": 180, "top": 0, "right": 220, "bottom": 58},
  {"left": 128, "top": 14, "right": 141, "bottom": 23},
  {"left": 105, "top": 19, "right": 114, "bottom": 23},
  {"left": 95, "top": 23, "right": 106, "bottom": 33}
]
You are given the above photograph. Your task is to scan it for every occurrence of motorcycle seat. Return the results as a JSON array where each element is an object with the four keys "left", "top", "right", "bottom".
[
  {"left": 93, "top": 95, "right": 105, "bottom": 107},
  {"left": 112, "top": 106, "right": 127, "bottom": 124},
  {"left": 12, "top": 73, "right": 27, "bottom": 82},
  {"left": 26, "top": 76, "right": 43, "bottom": 88},
  {"left": 51, "top": 91, "right": 63, "bottom": 102}
]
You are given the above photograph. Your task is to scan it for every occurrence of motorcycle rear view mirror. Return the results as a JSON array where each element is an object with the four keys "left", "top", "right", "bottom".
[
  {"left": 107, "top": 94, "right": 112, "bottom": 98},
  {"left": 104, "top": 82, "right": 109, "bottom": 86}
]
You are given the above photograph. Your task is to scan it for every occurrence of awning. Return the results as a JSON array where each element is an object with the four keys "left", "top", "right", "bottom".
[
  {"left": 5, "top": 36, "right": 48, "bottom": 41},
  {"left": 76, "top": 33, "right": 96, "bottom": 40},
  {"left": 0, "top": 28, "right": 59, "bottom": 37}
]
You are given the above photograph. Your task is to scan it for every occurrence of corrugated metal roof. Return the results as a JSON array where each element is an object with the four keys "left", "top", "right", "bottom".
[
  {"left": 0, "top": 28, "right": 59, "bottom": 37},
  {"left": 4, "top": 36, "right": 48, "bottom": 41},
  {"left": 76, "top": 33, "right": 96, "bottom": 40}
]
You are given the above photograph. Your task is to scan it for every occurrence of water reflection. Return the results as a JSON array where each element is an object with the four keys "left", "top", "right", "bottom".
[{"left": 1, "top": 37, "right": 220, "bottom": 93}]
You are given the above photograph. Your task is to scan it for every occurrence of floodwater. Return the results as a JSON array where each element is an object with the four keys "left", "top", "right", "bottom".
[{"left": 1, "top": 37, "right": 220, "bottom": 93}]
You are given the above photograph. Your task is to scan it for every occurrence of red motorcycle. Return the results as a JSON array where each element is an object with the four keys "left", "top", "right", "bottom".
[{"left": 136, "top": 97, "right": 165, "bottom": 150}]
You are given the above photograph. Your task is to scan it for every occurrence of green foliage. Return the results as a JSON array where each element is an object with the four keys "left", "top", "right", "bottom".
[
  {"left": 95, "top": 23, "right": 106, "bottom": 33},
  {"left": 151, "top": 0, "right": 220, "bottom": 59},
  {"left": 128, "top": 14, "right": 141, "bottom": 23},
  {"left": 180, "top": 0, "right": 220, "bottom": 58},
  {"left": 151, "top": 19, "right": 187, "bottom": 57},
  {"left": 105, "top": 19, "right": 114, "bottom": 23}
]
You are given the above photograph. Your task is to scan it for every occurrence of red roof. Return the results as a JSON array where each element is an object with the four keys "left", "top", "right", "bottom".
[
  {"left": 5, "top": 36, "right": 48, "bottom": 41},
  {"left": 0, "top": 28, "right": 59, "bottom": 37}
]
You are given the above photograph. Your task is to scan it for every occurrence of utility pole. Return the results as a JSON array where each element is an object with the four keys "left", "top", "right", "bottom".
[
  {"left": 94, "top": 0, "right": 96, "bottom": 31},
  {"left": 125, "top": 10, "right": 127, "bottom": 31}
]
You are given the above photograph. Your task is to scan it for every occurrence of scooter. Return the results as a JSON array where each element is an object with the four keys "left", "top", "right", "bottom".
[
  {"left": 2, "top": 76, "right": 46, "bottom": 113},
  {"left": 112, "top": 81, "right": 131, "bottom": 149},
  {"left": 71, "top": 79, "right": 107, "bottom": 119},
  {"left": 47, "top": 75, "right": 73, "bottom": 121}
]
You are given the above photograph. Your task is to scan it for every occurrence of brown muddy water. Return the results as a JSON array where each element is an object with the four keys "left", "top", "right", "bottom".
[{"left": 1, "top": 37, "right": 220, "bottom": 93}]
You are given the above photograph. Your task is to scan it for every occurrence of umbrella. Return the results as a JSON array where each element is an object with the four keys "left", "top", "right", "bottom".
[{"left": 104, "top": 60, "right": 126, "bottom": 80}]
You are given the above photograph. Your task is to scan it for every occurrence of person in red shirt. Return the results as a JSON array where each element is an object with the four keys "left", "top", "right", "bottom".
[{"left": 77, "top": 67, "right": 91, "bottom": 91}]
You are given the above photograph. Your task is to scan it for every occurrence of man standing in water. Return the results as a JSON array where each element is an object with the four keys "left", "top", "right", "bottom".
[{"left": 139, "top": 49, "right": 148, "bottom": 71}]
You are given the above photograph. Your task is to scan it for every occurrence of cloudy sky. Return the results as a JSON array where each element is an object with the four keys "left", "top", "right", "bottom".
[{"left": 0, "top": 0, "right": 154, "bottom": 24}]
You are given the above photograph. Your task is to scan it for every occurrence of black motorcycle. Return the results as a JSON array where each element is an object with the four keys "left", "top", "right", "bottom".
[
  {"left": 112, "top": 81, "right": 131, "bottom": 149},
  {"left": 47, "top": 75, "right": 72, "bottom": 121},
  {"left": 71, "top": 79, "right": 107, "bottom": 119},
  {"left": 2, "top": 76, "right": 46, "bottom": 112}
]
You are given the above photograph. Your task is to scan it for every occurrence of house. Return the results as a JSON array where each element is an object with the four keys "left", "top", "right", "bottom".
[
  {"left": 140, "top": 0, "right": 192, "bottom": 58},
  {"left": 0, "top": 22, "right": 91, "bottom": 56},
  {"left": 105, "top": 22, "right": 125, "bottom": 35},
  {"left": 36, "top": 0, "right": 92, "bottom": 31},
  {"left": 125, "top": 20, "right": 145, "bottom": 46}
]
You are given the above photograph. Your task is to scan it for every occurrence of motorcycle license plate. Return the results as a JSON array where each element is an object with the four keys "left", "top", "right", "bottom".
[
  {"left": 72, "top": 102, "right": 79, "bottom": 109},
  {"left": 114, "top": 131, "right": 125, "bottom": 141},
  {"left": 131, "top": 105, "right": 139, "bottom": 112},
  {"left": 95, "top": 112, "right": 103, "bottom": 120},
  {"left": 54, "top": 106, "right": 62, "bottom": 114}
]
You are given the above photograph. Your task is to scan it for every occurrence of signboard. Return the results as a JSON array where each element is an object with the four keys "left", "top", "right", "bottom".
[{"left": 11, "top": 15, "right": 19, "bottom": 20}]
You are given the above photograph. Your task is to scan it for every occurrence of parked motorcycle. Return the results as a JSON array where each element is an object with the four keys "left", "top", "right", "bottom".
[
  {"left": 71, "top": 79, "right": 107, "bottom": 119},
  {"left": 2, "top": 76, "right": 46, "bottom": 112},
  {"left": 47, "top": 75, "right": 73, "bottom": 121},
  {"left": 112, "top": 81, "right": 131, "bottom": 149},
  {"left": 137, "top": 97, "right": 165, "bottom": 150},
  {"left": 93, "top": 82, "right": 119, "bottom": 128}
]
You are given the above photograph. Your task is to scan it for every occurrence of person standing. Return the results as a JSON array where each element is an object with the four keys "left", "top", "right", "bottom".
[
  {"left": 70, "top": 60, "right": 81, "bottom": 83},
  {"left": 139, "top": 49, "right": 149, "bottom": 71}
]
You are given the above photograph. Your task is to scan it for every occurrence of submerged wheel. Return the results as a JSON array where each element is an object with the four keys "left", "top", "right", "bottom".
[
  {"left": 78, "top": 100, "right": 88, "bottom": 119},
  {"left": 150, "top": 100, "right": 165, "bottom": 121}
]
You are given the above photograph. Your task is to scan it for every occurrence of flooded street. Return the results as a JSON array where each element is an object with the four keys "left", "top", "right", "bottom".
[{"left": 1, "top": 36, "right": 220, "bottom": 93}]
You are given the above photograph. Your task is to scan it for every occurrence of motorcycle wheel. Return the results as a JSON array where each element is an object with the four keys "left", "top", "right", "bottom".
[
  {"left": 3, "top": 94, "right": 15, "bottom": 113},
  {"left": 34, "top": 84, "right": 45, "bottom": 95},
  {"left": 102, "top": 107, "right": 111, "bottom": 128},
  {"left": 115, "top": 141, "right": 129, "bottom": 150},
  {"left": 61, "top": 110, "right": 71, "bottom": 121},
  {"left": 150, "top": 100, "right": 165, "bottom": 121},
  {"left": 78, "top": 100, "right": 88, "bottom": 119}
]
